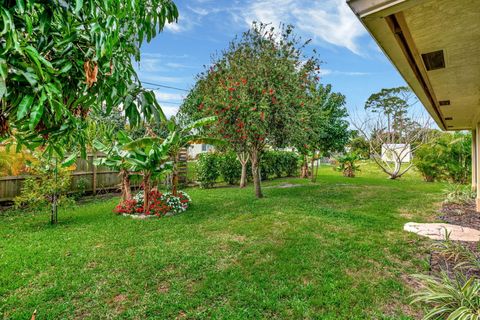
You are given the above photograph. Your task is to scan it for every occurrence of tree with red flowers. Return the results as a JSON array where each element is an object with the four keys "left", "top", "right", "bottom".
[{"left": 180, "top": 23, "right": 320, "bottom": 198}]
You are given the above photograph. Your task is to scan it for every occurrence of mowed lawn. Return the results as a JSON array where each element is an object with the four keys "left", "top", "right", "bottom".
[{"left": 0, "top": 163, "right": 445, "bottom": 319}]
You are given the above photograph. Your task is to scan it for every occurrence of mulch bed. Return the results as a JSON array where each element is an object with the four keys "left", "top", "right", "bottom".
[
  {"left": 429, "top": 201, "right": 480, "bottom": 278},
  {"left": 439, "top": 201, "right": 480, "bottom": 230}
]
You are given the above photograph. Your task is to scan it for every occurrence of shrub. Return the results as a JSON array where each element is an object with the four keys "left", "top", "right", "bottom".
[
  {"left": 196, "top": 153, "right": 220, "bottom": 188},
  {"left": 114, "top": 199, "right": 138, "bottom": 215},
  {"left": 14, "top": 156, "right": 73, "bottom": 211},
  {"left": 411, "top": 272, "right": 480, "bottom": 320},
  {"left": 260, "top": 151, "right": 300, "bottom": 180},
  {"left": 116, "top": 190, "right": 192, "bottom": 217},
  {"left": 348, "top": 136, "right": 370, "bottom": 159},
  {"left": 414, "top": 132, "right": 471, "bottom": 183},
  {"left": 219, "top": 152, "right": 242, "bottom": 185},
  {"left": 282, "top": 152, "right": 300, "bottom": 177},
  {"left": 413, "top": 145, "right": 443, "bottom": 182},
  {"left": 443, "top": 184, "right": 475, "bottom": 205},
  {"left": 433, "top": 233, "right": 480, "bottom": 271},
  {"left": 195, "top": 151, "right": 299, "bottom": 186},
  {"left": 260, "top": 151, "right": 275, "bottom": 180},
  {"left": 336, "top": 153, "right": 360, "bottom": 178}
]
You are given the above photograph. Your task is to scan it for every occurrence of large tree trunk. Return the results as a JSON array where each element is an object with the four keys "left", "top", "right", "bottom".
[
  {"left": 250, "top": 149, "right": 263, "bottom": 198},
  {"left": 143, "top": 172, "right": 151, "bottom": 214},
  {"left": 238, "top": 151, "right": 249, "bottom": 188},
  {"left": 120, "top": 169, "right": 131, "bottom": 201}
]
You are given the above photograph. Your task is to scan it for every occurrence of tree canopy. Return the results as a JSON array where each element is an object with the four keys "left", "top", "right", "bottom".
[
  {"left": 1, "top": 0, "right": 178, "bottom": 156},
  {"left": 179, "top": 23, "right": 324, "bottom": 197}
]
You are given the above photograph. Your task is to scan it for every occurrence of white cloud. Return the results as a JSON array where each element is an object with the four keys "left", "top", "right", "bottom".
[
  {"left": 160, "top": 104, "right": 181, "bottom": 118},
  {"left": 154, "top": 92, "right": 185, "bottom": 102},
  {"left": 320, "top": 68, "right": 370, "bottom": 76},
  {"left": 140, "top": 74, "right": 189, "bottom": 84},
  {"left": 242, "top": 0, "right": 367, "bottom": 55},
  {"left": 165, "top": 12, "right": 197, "bottom": 33},
  {"left": 165, "top": 62, "right": 194, "bottom": 69}
]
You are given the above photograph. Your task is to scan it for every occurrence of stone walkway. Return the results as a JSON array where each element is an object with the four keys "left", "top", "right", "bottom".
[{"left": 404, "top": 222, "right": 480, "bottom": 242}]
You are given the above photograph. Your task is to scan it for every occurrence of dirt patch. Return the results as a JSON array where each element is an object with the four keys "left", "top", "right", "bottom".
[
  {"left": 439, "top": 202, "right": 480, "bottom": 230},
  {"left": 113, "top": 294, "right": 127, "bottom": 303},
  {"left": 157, "top": 282, "right": 170, "bottom": 294},
  {"left": 265, "top": 183, "right": 302, "bottom": 189}
]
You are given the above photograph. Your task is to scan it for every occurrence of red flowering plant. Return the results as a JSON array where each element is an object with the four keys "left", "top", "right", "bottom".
[
  {"left": 114, "top": 199, "right": 138, "bottom": 215},
  {"left": 117, "top": 189, "right": 192, "bottom": 217},
  {"left": 178, "top": 22, "right": 321, "bottom": 198}
]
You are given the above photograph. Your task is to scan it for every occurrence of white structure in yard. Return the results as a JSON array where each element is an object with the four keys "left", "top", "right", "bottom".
[
  {"left": 187, "top": 143, "right": 214, "bottom": 159},
  {"left": 381, "top": 144, "right": 411, "bottom": 163}
]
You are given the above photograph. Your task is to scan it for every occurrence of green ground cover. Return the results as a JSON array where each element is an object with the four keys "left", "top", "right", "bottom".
[{"left": 0, "top": 163, "right": 445, "bottom": 319}]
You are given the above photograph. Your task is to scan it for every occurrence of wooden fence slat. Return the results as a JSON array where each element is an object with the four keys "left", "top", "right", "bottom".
[{"left": 0, "top": 154, "right": 121, "bottom": 202}]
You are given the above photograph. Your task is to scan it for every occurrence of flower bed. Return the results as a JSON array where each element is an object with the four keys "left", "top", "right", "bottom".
[{"left": 114, "top": 190, "right": 192, "bottom": 217}]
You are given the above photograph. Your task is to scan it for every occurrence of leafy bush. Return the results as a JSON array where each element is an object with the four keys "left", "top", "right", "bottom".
[
  {"left": 116, "top": 190, "right": 192, "bottom": 217},
  {"left": 411, "top": 272, "right": 480, "bottom": 320},
  {"left": 282, "top": 152, "right": 300, "bottom": 177},
  {"left": 336, "top": 153, "right": 360, "bottom": 177},
  {"left": 443, "top": 184, "right": 475, "bottom": 205},
  {"left": 260, "top": 151, "right": 300, "bottom": 180},
  {"left": 195, "top": 151, "right": 299, "bottom": 186},
  {"left": 414, "top": 132, "right": 471, "bottom": 183},
  {"left": 260, "top": 152, "right": 275, "bottom": 180},
  {"left": 196, "top": 153, "right": 220, "bottom": 188},
  {"left": 14, "top": 156, "right": 73, "bottom": 211},
  {"left": 413, "top": 146, "right": 443, "bottom": 182},
  {"left": 219, "top": 152, "right": 242, "bottom": 185},
  {"left": 348, "top": 136, "right": 370, "bottom": 159}
]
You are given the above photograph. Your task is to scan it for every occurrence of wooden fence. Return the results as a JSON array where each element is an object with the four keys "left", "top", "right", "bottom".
[
  {"left": 0, "top": 149, "right": 189, "bottom": 202},
  {"left": 0, "top": 154, "right": 134, "bottom": 202}
]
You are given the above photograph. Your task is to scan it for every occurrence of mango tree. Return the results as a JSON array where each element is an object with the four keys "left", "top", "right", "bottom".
[{"left": 1, "top": 0, "right": 178, "bottom": 156}]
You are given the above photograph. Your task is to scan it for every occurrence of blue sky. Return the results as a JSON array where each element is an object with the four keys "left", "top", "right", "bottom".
[{"left": 136, "top": 0, "right": 410, "bottom": 118}]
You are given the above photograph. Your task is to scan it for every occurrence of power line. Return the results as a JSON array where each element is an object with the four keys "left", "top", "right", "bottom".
[{"left": 141, "top": 81, "right": 189, "bottom": 92}]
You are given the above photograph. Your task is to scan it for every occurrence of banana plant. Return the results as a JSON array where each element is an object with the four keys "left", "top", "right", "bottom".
[
  {"left": 122, "top": 135, "right": 173, "bottom": 213},
  {"left": 93, "top": 130, "right": 137, "bottom": 201},
  {"left": 164, "top": 116, "right": 223, "bottom": 195}
]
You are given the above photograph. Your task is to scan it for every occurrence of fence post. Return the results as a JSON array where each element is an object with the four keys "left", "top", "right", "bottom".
[{"left": 92, "top": 153, "right": 97, "bottom": 195}]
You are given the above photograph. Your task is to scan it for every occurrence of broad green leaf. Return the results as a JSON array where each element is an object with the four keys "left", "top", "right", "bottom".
[
  {"left": 59, "top": 62, "right": 73, "bottom": 74},
  {"left": 62, "top": 152, "right": 78, "bottom": 167},
  {"left": 74, "top": 0, "right": 83, "bottom": 14},
  {"left": 29, "top": 92, "right": 46, "bottom": 129},
  {"left": 0, "top": 77, "right": 5, "bottom": 100},
  {"left": 17, "top": 95, "right": 34, "bottom": 120}
]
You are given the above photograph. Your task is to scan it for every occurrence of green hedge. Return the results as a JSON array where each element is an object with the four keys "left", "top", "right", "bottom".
[
  {"left": 195, "top": 151, "right": 300, "bottom": 188},
  {"left": 196, "top": 153, "right": 220, "bottom": 188}
]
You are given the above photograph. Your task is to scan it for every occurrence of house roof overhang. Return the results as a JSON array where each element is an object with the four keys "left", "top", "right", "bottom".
[{"left": 347, "top": 0, "right": 480, "bottom": 131}]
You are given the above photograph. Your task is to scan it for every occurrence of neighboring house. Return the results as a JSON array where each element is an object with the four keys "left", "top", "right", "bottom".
[
  {"left": 187, "top": 143, "right": 214, "bottom": 159},
  {"left": 347, "top": 0, "right": 479, "bottom": 208},
  {"left": 381, "top": 144, "right": 411, "bottom": 163}
]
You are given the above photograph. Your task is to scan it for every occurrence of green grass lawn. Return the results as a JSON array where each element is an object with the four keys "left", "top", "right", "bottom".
[{"left": 0, "top": 163, "right": 445, "bottom": 319}]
